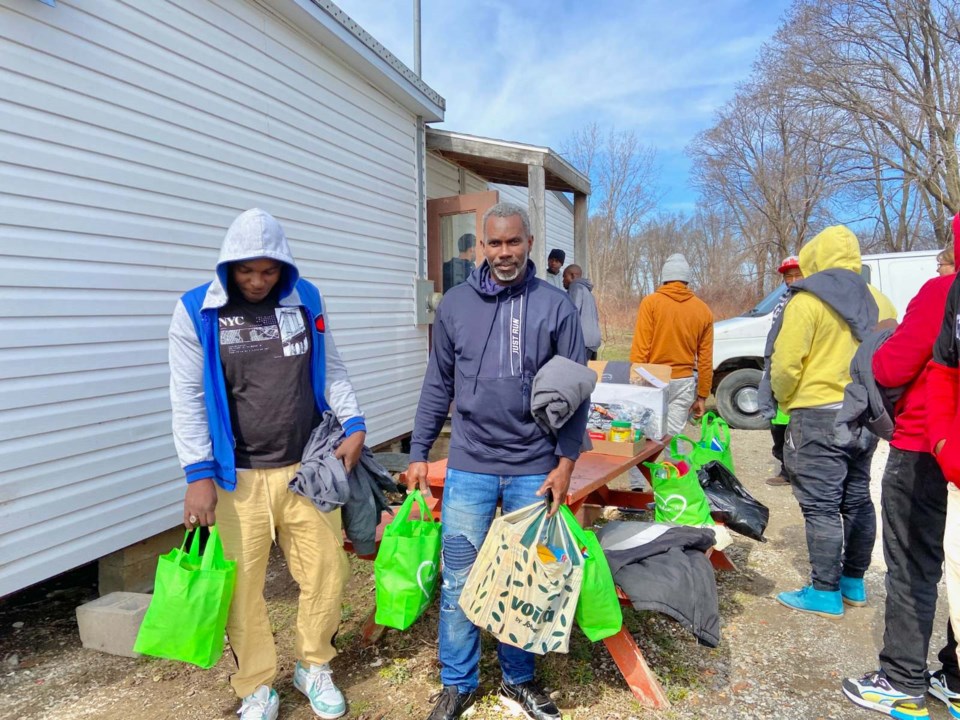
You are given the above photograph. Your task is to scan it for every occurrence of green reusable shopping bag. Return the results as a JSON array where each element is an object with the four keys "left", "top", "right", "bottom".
[
  {"left": 670, "top": 433, "right": 733, "bottom": 474},
  {"left": 643, "top": 461, "right": 715, "bottom": 527},
  {"left": 374, "top": 490, "right": 442, "bottom": 630},
  {"left": 133, "top": 525, "right": 237, "bottom": 669},
  {"left": 698, "top": 412, "right": 735, "bottom": 473},
  {"left": 558, "top": 506, "right": 622, "bottom": 642}
]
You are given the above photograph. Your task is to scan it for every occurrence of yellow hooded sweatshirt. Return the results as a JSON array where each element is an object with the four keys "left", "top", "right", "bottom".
[{"left": 770, "top": 226, "right": 896, "bottom": 411}]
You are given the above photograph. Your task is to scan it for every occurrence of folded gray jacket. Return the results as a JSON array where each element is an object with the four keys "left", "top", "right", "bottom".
[
  {"left": 531, "top": 355, "right": 596, "bottom": 433},
  {"left": 290, "top": 412, "right": 397, "bottom": 556}
]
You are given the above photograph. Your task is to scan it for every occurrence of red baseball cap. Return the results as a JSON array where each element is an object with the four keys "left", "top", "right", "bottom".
[{"left": 778, "top": 256, "right": 800, "bottom": 274}]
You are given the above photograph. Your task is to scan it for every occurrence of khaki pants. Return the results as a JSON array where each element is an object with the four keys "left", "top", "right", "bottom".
[
  {"left": 946, "top": 483, "right": 960, "bottom": 670},
  {"left": 216, "top": 464, "right": 350, "bottom": 698}
]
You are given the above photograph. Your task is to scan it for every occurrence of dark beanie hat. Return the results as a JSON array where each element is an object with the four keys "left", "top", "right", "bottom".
[{"left": 548, "top": 249, "right": 565, "bottom": 263}]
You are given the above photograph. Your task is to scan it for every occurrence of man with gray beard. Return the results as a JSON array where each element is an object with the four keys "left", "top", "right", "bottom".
[{"left": 404, "top": 202, "right": 589, "bottom": 720}]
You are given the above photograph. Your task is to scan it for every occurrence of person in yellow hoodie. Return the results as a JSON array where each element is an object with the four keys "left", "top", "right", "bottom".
[{"left": 771, "top": 226, "right": 896, "bottom": 618}]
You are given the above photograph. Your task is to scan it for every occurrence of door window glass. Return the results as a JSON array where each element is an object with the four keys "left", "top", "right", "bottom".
[{"left": 441, "top": 212, "right": 478, "bottom": 293}]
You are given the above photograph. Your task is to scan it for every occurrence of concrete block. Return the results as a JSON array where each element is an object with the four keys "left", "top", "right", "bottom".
[
  {"left": 76, "top": 591, "right": 151, "bottom": 658},
  {"left": 98, "top": 526, "right": 183, "bottom": 595}
]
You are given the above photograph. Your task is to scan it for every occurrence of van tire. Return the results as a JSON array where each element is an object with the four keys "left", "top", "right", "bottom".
[{"left": 715, "top": 368, "right": 767, "bottom": 430}]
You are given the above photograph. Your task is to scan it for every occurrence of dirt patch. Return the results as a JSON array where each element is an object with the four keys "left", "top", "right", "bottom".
[{"left": 1, "top": 430, "right": 954, "bottom": 719}]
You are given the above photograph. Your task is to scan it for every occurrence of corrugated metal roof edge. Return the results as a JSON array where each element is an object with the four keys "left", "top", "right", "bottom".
[{"left": 260, "top": 0, "right": 445, "bottom": 121}]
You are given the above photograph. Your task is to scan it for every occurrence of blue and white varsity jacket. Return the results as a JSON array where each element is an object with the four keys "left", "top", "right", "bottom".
[{"left": 168, "top": 208, "right": 365, "bottom": 490}]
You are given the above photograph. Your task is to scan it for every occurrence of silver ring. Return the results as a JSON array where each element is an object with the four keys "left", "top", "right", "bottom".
[{"left": 188, "top": 514, "right": 198, "bottom": 524}]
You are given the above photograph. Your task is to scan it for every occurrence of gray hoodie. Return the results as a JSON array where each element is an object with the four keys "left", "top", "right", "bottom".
[{"left": 567, "top": 277, "right": 601, "bottom": 352}]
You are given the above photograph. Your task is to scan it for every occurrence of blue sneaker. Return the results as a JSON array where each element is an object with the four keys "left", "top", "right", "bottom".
[
  {"left": 843, "top": 671, "right": 929, "bottom": 718},
  {"left": 927, "top": 669, "right": 960, "bottom": 718},
  {"left": 293, "top": 661, "right": 346, "bottom": 719},
  {"left": 776, "top": 585, "right": 843, "bottom": 617},
  {"left": 840, "top": 575, "right": 867, "bottom": 607}
]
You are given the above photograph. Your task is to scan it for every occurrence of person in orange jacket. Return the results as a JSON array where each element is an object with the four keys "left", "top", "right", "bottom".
[{"left": 630, "top": 253, "right": 714, "bottom": 435}]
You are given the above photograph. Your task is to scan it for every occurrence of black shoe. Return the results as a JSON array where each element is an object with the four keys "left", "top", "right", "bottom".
[
  {"left": 425, "top": 686, "right": 476, "bottom": 720},
  {"left": 500, "top": 680, "right": 560, "bottom": 720}
]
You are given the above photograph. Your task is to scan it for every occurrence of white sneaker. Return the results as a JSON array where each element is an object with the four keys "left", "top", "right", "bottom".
[
  {"left": 238, "top": 685, "right": 279, "bottom": 720},
  {"left": 293, "top": 660, "right": 346, "bottom": 719}
]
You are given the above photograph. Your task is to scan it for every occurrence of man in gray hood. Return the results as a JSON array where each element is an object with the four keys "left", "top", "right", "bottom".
[
  {"left": 169, "top": 208, "right": 363, "bottom": 720},
  {"left": 563, "top": 264, "right": 602, "bottom": 360}
]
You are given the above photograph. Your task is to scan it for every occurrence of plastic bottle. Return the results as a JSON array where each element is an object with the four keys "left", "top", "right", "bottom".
[{"left": 608, "top": 420, "right": 633, "bottom": 442}]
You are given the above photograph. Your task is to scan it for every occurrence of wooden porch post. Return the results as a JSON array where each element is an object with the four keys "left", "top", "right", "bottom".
[
  {"left": 528, "top": 164, "right": 547, "bottom": 278},
  {"left": 574, "top": 191, "right": 589, "bottom": 277}
]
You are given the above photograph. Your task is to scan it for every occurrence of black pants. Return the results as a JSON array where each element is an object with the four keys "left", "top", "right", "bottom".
[
  {"left": 785, "top": 408, "right": 877, "bottom": 590},
  {"left": 879, "top": 447, "right": 960, "bottom": 694},
  {"left": 771, "top": 423, "right": 788, "bottom": 478}
]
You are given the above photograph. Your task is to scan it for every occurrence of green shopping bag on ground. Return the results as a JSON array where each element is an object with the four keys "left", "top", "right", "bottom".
[
  {"left": 643, "top": 460, "right": 715, "bottom": 527},
  {"left": 558, "top": 506, "right": 622, "bottom": 642},
  {"left": 698, "top": 412, "right": 735, "bottom": 473},
  {"left": 374, "top": 490, "right": 442, "bottom": 630},
  {"left": 133, "top": 525, "right": 237, "bottom": 669}
]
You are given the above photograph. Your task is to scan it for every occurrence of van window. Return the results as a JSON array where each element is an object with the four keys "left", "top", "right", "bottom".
[{"left": 743, "top": 286, "right": 787, "bottom": 317}]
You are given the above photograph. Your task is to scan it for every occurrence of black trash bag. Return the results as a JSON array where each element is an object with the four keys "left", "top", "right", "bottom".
[{"left": 696, "top": 461, "right": 769, "bottom": 542}]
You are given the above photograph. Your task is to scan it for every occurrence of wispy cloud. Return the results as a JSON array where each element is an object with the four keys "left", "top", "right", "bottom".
[{"left": 333, "top": 0, "right": 792, "bottom": 207}]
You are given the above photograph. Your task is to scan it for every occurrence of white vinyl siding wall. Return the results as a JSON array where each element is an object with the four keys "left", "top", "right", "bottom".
[
  {"left": 426, "top": 153, "right": 461, "bottom": 199},
  {"left": 0, "top": 0, "right": 424, "bottom": 595},
  {"left": 425, "top": 152, "right": 487, "bottom": 200}
]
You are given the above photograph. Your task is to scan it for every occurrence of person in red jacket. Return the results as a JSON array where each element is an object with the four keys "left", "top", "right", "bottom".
[{"left": 842, "top": 267, "right": 960, "bottom": 717}]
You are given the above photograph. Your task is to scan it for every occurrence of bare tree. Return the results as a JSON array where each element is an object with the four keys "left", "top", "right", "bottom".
[
  {"left": 689, "top": 76, "right": 845, "bottom": 293},
  {"left": 562, "top": 124, "right": 662, "bottom": 301},
  {"left": 776, "top": 0, "right": 960, "bottom": 245}
]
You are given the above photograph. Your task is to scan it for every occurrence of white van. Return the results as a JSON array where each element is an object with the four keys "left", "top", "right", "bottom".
[{"left": 711, "top": 249, "right": 941, "bottom": 429}]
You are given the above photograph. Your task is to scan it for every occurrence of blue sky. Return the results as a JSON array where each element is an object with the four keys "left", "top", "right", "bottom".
[{"left": 335, "top": 0, "right": 793, "bottom": 211}]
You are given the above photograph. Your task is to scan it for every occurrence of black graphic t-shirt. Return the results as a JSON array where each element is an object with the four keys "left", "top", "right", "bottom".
[{"left": 218, "top": 293, "right": 317, "bottom": 468}]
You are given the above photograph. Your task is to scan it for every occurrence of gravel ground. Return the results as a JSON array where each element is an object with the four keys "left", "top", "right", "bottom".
[{"left": 0, "top": 429, "right": 954, "bottom": 719}]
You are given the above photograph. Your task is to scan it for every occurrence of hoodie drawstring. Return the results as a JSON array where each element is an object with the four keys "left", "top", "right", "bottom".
[{"left": 474, "top": 294, "right": 500, "bottom": 394}]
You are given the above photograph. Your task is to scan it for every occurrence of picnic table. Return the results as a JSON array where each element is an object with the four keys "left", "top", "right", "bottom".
[{"left": 356, "top": 438, "right": 734, "bottom": 710}]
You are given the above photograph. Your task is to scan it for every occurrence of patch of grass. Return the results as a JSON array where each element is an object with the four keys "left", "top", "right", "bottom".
[
  {"left": 334, "top": 628, "right": 357, "bottom": 650},
  {"left": 268, "top": 600, "right": 298, "bottom": 634},
  {"left": 378, "top": 658, "right": 411, "bottom": 686},
  {"left": 599, "top": 338, "right": 632, "bottom": 361},
  {"left": 341, "top": 603, "right": 354, "bottom": 622},
  {"left": 348, "top": 698, "right": 372, "bottom": 717}
]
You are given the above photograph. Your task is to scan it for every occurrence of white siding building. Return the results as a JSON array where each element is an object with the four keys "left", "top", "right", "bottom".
[
  {"left": 0, "top": 0, "right": 589, "bottom": 598},
  {"left": 0, "top": 0, "right": 443, "bottom": 596}
]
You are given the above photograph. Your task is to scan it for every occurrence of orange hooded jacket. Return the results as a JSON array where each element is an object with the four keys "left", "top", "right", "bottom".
[{"left": 629, "top": 282, "right": 714, "bottom": 398}]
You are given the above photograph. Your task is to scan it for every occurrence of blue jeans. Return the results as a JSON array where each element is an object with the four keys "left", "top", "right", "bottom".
[{"left": 439, "top": 469, "right": 548, "bottom": 693}]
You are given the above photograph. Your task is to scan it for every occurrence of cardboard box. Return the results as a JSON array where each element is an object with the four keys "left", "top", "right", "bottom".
[
  {"left": 588, "top": 437, "right": 647, "bottom": 457},
  {"left": 588, "top": 361, "right": 672, "bottom": 387}
]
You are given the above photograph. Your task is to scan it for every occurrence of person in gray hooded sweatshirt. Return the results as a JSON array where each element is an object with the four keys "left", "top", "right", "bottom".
[
  {"left": 169, "top": 208, "right": 364, "bottom": 720},
  {"left": 405, "top": 202, "right": 589, "bottom": 720},
  {"left": 563, "top": 264, "right": 602, "bottom": 360}
]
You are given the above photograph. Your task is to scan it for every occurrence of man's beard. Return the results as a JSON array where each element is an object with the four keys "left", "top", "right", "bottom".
[{"left": 491, "top": 252, "right": 527, "bottom": 283}]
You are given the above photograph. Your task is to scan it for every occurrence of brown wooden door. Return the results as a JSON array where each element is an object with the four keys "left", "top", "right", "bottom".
[{"left": 427, "top": 190, "right": 498, "bottom": 294}]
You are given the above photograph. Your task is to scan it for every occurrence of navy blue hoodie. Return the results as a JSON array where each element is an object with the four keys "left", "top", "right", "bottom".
[{"left": 410, "top": 260, "right": 589, "bottom": 475}]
